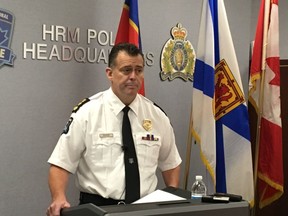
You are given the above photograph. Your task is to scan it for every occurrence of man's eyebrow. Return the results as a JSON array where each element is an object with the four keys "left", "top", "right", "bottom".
[
  {"left": 121, "top": 65, "right": 143, "bottom": 68},
  {"left": 135, "top": 65, "right": 144, "bottom": 68}
]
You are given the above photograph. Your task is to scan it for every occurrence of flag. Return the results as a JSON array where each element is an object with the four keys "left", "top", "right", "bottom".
[
  {"left": 115, "top": 0, "right": 145, "bottom": 96},
  {"left": 192, "top": 0, "right": 254, "bottom": 205},
  {"left": 249, "top": 0, "right": 283, "bottom": 209}
]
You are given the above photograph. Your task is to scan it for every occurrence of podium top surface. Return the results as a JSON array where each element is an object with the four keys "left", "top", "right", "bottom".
[{"left": 61, "top": 188, "right": 250, "bottom": 216}]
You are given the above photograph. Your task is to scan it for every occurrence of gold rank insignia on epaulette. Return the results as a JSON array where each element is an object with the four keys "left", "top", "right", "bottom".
[{"left": 72, "top": 98, "right": 90, "bottom": 113}]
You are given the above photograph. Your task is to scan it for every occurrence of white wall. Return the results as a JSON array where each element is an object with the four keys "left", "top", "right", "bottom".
[{"left": 0, "top": 0, "right": 287, "bottom": 215}]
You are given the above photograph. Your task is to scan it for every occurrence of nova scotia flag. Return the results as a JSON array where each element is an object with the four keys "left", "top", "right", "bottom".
[{"left": 192, "top": 0, "right": 254, "bottom": 205}]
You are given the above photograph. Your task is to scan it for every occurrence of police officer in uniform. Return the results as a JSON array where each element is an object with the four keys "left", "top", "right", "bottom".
[{"left": 46, "top": 43, "right": 182, "bottom": 216}]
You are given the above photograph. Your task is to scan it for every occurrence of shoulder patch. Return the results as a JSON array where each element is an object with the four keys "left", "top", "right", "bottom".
[
  {"left": 63, "top": 117, "right": 73, "bottom": 134},
  {"left": 72, "top": 98, "right": 90, "bottom": 113}
]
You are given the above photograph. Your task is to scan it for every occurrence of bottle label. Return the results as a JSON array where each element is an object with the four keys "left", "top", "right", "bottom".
[{"left": 191, "top": 194, "right": 203, "bottom": 199}]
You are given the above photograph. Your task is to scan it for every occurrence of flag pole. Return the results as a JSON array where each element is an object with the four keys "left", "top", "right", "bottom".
[
  {"left": 253, "top": 0, "right": 270, "bottom": 210},
  {"left": 183, "top": 97, "right": 194, "bottom": 190}
]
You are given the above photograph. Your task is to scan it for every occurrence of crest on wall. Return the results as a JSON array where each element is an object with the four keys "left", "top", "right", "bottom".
[
  {"left": 0, "top": 8, "right": 16, "bottom": 68},
  {"left": 160, "top": 23, "right": 195, "bottom": 81}
]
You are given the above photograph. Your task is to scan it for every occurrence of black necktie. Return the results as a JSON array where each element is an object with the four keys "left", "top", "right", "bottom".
[{"left": 122, "top": 106, "right": 140, "bottom": 203}]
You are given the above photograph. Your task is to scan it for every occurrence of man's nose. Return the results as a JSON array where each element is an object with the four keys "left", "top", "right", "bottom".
[{"left": 129, "top": 70, "right": 137, "bottom": 79}]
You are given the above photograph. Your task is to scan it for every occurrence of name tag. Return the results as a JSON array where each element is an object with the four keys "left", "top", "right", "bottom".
[{"left": 99, "top": 133, "right": 114, "bottom": 138}]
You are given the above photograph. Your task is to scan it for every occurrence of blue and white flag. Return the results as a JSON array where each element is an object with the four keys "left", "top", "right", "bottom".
[{"left": 192, "top": 0, "right": 254, "bottom": 205}]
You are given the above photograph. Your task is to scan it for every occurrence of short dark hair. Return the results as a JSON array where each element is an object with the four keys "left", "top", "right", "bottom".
[{"left": 108, "top": 43, "right": 144, "bottom": 67}]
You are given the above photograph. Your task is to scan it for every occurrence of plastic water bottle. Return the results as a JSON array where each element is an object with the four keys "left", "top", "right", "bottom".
[{"left": 191, "top": 175, "right": 207, "bottom": 199}]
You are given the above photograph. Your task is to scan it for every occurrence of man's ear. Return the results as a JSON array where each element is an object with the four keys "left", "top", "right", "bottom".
[{"left": 106, "top": 67, "right": 113, "bottom": 81}]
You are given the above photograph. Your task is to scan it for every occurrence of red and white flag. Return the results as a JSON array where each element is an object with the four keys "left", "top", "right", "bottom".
[
  {"left": 115, "top": 0, "right": 145, "bottom": 96},
  {"left": 249, "top": 0, "right": 283, "bottom": 209}
]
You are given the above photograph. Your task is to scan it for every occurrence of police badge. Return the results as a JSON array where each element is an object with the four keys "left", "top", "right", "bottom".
[
  {"left": 160, "top": 23, "right": 195, "bottom": 81},
  {"left": 142, "top": 119, "right": 152, "bottom": 131}
]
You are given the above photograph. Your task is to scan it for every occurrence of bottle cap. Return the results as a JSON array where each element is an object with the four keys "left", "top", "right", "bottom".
[{"left": 196, "top": 175, "right": 203, "bottom": 180}]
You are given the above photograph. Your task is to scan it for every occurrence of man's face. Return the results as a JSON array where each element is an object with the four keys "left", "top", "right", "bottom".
[{"left": 106, "top": 51, "right": 144, "bottom": 104}]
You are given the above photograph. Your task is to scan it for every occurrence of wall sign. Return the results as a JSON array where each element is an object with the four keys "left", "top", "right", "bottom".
[{"left": 0, "top": 8, "right": 16, "bottom": 68}]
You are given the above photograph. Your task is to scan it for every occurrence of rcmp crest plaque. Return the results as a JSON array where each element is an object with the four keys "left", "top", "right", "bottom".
[{"left": 160, "top": 23, "right": 195, "bottom": 81}]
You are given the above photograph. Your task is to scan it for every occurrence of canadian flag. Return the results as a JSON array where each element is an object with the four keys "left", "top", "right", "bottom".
[{"left": 249, "top": 0, "right": 283, "bottom": 209}]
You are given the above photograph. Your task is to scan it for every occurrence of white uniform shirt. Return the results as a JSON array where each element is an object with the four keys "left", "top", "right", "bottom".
[{"left": 48, "top": 88, "right": 182, "bottom": 200}]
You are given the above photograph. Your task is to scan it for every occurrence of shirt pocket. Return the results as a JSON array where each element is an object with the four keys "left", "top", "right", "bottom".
[
  {"left": 90, "top": 132, "right": 122, "bottom": 168},
  {"left": 135, "top": 134, "right": 161, "bottom": 169}
]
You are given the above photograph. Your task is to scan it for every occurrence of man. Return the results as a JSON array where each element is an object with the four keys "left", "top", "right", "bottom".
[{"left": 47, "top": 43, "right": 182, "bottom": 216}]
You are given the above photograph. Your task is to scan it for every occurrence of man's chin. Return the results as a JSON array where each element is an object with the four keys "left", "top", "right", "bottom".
[{"left": 126, "top": 88, "right": 139, "bottom": 95}]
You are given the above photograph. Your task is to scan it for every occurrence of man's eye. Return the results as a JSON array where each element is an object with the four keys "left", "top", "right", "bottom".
[
  {"left": 136, "top": 68, "right": 143, "bottom": 74},
  {"left": 120, "top": 67, "right": 143, "bottom": 75},
  {"left": 122, "top": 68, "right": 132, "bottom": 74}
]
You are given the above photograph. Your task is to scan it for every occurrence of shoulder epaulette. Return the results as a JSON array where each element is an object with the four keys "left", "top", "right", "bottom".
[
  {"left": 72, "top": 98, "right": 90, "bottom": 113},
  {"left": 153, "top": 102, "right": 167, "bottom": 116}
]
